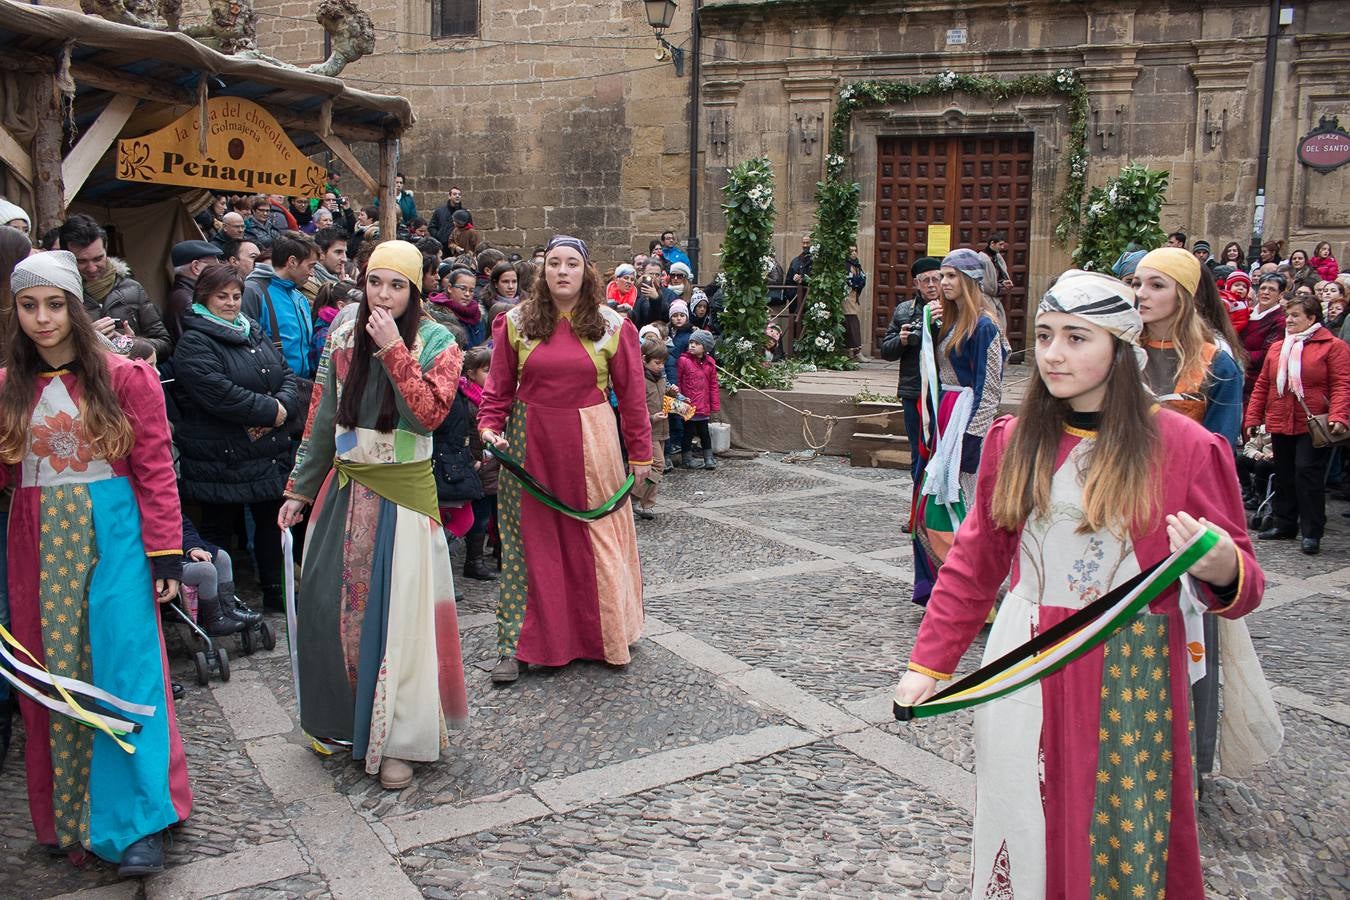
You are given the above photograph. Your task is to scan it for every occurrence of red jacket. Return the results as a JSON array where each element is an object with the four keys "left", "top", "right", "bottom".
[
  {"left": 1239, "top": 306, "right": 1285, "bottom": 396},
  {"left": 677, "top": 352, "right": 720, "bottom": 418},
  {"left": 1244, "top": 326, "right": 1350, "bottom": 435},
  {"left": 1310, "top": 253, "right": 1339, "bottom": 283}
]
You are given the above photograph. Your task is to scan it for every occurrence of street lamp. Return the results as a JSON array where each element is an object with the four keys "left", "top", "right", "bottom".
[{"left": 643, "top": 0, "right": 684, "bottom": 76}]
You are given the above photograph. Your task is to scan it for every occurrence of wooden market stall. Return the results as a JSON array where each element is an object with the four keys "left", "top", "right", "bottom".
[{"left": 0, "top": 0, "right": 411, "bottom": 302}]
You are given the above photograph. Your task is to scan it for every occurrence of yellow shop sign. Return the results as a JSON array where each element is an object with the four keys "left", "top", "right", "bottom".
[{"left": 117, "top": 98, "right": 326, "bottom": 197}]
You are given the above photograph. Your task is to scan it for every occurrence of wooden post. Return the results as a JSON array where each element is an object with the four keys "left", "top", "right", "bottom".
[
  {"left": 377, "top": 134, "right": 397, "bottom": 242},
  {"left": 31, "top": 74, "right": 66, "bottom": 233}
]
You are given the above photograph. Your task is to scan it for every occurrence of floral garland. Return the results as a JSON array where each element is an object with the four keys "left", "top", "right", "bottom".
[
  {"left": 715, "top": 156, "right": 793, "bottom": 389},
  {"left": 798, "top": 69, "right": 1089, "bottom": 369}
]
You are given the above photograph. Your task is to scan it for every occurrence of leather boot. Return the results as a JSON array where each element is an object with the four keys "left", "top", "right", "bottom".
[
  {"left": 198, "top": 592, "right": 246, "bottom": 637},
  {"left": 490, "top": 656, "right": 520, "bottom": 683},
  {"left": 218, "top": 581, "right": 262, "bottom": 625},
  {"left": 703, "top": 449, "right": 717, "bottom": 470},
  {"left": 118, "top": 831, "right": 165, "bottom": 877},
  {"left": 379, "top": 757, "right": 414, "bottom": 790},
  {"left": 463, "top": 533, "right": 498, "bottom": 581}
]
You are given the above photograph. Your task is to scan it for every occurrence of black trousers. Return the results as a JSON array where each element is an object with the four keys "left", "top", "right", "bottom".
[
  {"left": 682, "top": 419, "right": 712, "bottom": 455},
  {"left": 1270, "top": 433, "right": 1329, "bottom": 538},
  {"left": 196, "top": 499, "right": 286, "bottom": 593}
]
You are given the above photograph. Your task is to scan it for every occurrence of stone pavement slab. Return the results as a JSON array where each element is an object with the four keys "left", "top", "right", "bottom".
[{"left": 1, "top": 452, "right": 1345, "bottom": 899}]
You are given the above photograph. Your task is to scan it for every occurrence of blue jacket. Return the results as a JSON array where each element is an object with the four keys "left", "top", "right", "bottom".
[
  {"left": 665, "top": 324, "right": 694, "bottom": 383},
  {"left": 243, "top": 266, "right": 316, "bottom": 380},
  {"left": 1202, "top": 350, "right": 1245, "bottom": 450},
  {"left": 663, "top": 245, "right": 692, "bottom": 270}
]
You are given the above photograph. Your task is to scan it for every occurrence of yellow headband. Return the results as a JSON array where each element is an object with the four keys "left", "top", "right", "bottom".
[
  {"left": 366, "top": 240, "right": 424, "bottom": 288},
  {"left": 1137, "top": 247, "right": 1201, "bottom": 296}
]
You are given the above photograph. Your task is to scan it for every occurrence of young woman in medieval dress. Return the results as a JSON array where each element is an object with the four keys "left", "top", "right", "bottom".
[
  {"left": 1132, "top": 246, "right": 1248, "bottom": 780},
  {"left": 896, "top": 271, "right": 1264, "bottom": 899},
  {"left": 911, "top": 248, "right": 1006, "bottom": 606},
  {"left": 279, "top": 240, "right": 468, "bottom": 791},
  {"left": 1, "top": 251, "right": 191, "bottom": 877},
  {"left": 478, "top": 235, "right": 652, "bottom": 684}
]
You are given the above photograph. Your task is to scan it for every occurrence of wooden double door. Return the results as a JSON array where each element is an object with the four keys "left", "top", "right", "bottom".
[{"left": 871, "top": 134, "right": 1033, "bottom": 352}]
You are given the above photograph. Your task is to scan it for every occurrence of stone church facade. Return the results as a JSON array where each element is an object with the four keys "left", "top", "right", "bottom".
[{"left": 246, "top": 0, "right": 1349, "bottom": 347}]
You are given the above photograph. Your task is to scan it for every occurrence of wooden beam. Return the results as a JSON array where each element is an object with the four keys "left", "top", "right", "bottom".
[
  {"left": 377, "top": 137, "right": 397, "bottom": 239},
  {"left": 197, "top": 76, "right": 209, "bottom": 157},
  {"left": 62, "top": 94, "right": 139, "bottom": 207},
  {"left": 318, "top": 99, "right": 333, "bottom": 138},
  {"left": 32, "top": 76, "right": 66, "bottom": 232},
  {"left": 0, "top": 123, "right": 34, "bottom": 186},
  {"left": 318, "top": 132, "right": 378, "bottom": 196}
]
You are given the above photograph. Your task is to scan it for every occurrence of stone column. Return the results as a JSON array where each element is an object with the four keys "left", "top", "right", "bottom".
[
  {"left": 780, "top": 74, "right": 838, "bottom": 235},
  {"left": 1189, "top": 46, "right": 1257, "bottom": 242},
  {"left": 701, "top": 79, "right": 743, "bottom": 246}
]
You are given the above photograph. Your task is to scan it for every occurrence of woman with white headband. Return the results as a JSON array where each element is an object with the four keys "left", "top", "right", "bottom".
[{"left": 897, "top": 270, "right": 1263, "bottom": 900}]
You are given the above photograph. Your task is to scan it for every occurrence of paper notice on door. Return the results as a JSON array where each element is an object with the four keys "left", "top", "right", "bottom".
[{"left": 926, "top": 225, "right": 952, "bottom": 258}]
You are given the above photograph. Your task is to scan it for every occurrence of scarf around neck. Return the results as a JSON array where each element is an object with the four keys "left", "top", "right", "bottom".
[
  {"left": 459, "top": 375, "right": 484, "bottom": 406},
  {"left": 1276, "top": 323, "right": 1321, "bottom": 398},
  {"left": 192, "top": 302, "right": 250, "bottom": 337},
  {"left": 84, "top": 267, "right": 118, "bottom": 302},
  {"left": 443, "top": 293, "right": 482, "bottom": 325},
  {"left": 1249, "top": 301, "right": 1282, "bottom": 322}
]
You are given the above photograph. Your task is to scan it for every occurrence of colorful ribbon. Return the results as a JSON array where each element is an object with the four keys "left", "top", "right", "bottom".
[
  {"left": 0, "top": 623, "right": 144, "bottom": 751},
  {"left": 488, "top": 445, "right": 636, "bottom": 522},
  {"left": 895, "top": 526, "right": 1221, "bottom": 721}
]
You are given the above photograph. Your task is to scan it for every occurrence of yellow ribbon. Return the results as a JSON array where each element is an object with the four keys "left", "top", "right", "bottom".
[{"left": 0, "top": 623, "right": 136, "bottom": 753}]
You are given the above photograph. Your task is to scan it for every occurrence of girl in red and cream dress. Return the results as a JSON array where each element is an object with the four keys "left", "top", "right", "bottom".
[
  {"left": 897, "top": 271, "right": 1264, "bottom": 899},
  {"left": 478, "top": 236, "right": 651, "bottom": 684}
]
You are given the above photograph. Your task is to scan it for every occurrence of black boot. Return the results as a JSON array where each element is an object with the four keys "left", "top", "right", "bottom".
[
  {"left": 464, "top": 533, "right": 498, "bottom": 581},
  {"left": 218, "top": 581, "right": 262, "bottom": 625},
  {"left": 198, "top": 592, "right": 246, "bottom": 637},
  {"left": 118, "top": 831, "right": 165, "bottom": 877}
]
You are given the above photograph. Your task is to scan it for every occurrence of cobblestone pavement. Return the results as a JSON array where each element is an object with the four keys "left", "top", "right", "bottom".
[{"left": 1, "top": 453, "right": 1345, "bottom": 899}]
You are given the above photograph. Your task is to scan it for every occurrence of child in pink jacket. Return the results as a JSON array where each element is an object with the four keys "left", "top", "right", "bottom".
[{"left": 676, "top": 329, "right": 720, "bottom": 470}]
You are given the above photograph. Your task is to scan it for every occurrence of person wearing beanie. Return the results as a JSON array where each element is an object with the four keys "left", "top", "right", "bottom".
[
  {"left": 607, "top": 263, "right": 637, "bottom": 310},
  {"left": 1220, "top": 270, "right": 1254, "bottom": 332},
  {"left": 278, "top": 237, "right": 469, "bottom": 792},
  {"left": 909, "top": 249, "right": 1007, "bottom": 607},
  {"left": 677, "top": 328, "right": 720, "bottom": 469},
  {"left": 881, "top": 256, "right": 942, "bottom": 486},
  {"left": 476, "top": 234, "right": 652, "bottom": 686},
  {"left": 897, "top": 267, "right": 1265, "bottom": 900},
  {"left": 0, "top": 197, "right": 31, "bottom": 234},
  {"left": 663, "top": 298, "right": 695, "bottom": 464},
  {"left": 1192, "top": 239, "right": 1218, "bottom": 272},
  {"left": 4, "top": 250, "right": 193, "bottom": 876},
  {"left": 1134, "top": 245, "right": 1246, "bottom": 777}
]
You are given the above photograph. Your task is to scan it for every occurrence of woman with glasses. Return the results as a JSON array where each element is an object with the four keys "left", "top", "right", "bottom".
[{"left": 1239, "top": 274, "right": 1288, "bottom": 404}]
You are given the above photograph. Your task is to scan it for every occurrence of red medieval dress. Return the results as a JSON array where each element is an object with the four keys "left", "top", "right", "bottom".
[
  {"left": 477, "top": 304, "right": 651, "bottom": 667},
  {"left": 5, "top": 355, "right": 192, "bottom": 863},
  {"left": 907, "top": 410, "right": 1263, "bottom": 899}
]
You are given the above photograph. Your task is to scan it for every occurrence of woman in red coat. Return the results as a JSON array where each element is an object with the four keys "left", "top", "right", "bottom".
[
  {"left": 1238, "top": 273, "right": 1288, "bottom": 402},
  {"left": 1244, "top": 294, "right": 1350, "bottom": 554}
]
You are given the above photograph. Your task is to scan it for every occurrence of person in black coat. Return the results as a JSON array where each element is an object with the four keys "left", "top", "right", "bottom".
[
  {"left": 879, "top": 256, "right": 942, "bottom": 486},
  {"left": 171, "top": 264, "right": 303, "bottom": 610}
]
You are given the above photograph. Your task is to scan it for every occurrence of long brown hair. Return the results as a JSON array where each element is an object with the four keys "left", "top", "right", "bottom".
[
  {"left": 938, "top": 270, "right": 985, "bottom": 355},
  {"left": 1148, "top": 275, "right": 1213, "bottom": 392},
  {"left": 335, "top": 284, "right": 426, "bottom": 432},
  {"left": 0, "top": 288, "right": 134, "bottom": 464},
  {"left": 516, "top": 259, "right": 608, "bottom": 342},
  {"left": 991, "top": 339, "right": 1160, "bottom": 536}
]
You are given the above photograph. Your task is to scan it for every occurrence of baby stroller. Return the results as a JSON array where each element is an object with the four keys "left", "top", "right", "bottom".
[
  {"left": 163, "top": 584, "right": 275, "bottom": 686},
  {"left": 1246, "top": 471, "right": 1276, "bottom": 532}
]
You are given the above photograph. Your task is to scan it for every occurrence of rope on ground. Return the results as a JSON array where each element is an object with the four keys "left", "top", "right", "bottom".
[{"left": 718, "top": 366, "right": 897, "bottom": 462}]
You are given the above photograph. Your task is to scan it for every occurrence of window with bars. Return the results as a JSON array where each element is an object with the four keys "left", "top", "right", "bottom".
[{"left": 432, "top": 0, "right": 478, "bottom": 38}]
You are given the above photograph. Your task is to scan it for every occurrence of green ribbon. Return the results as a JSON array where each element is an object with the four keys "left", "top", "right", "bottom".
[
  {"left": 334, "top": 457, "right": 441, "bottom": 522},
  {"left": 895, "top": 526, "right": 1221, "bottom": 721},
  {"left": 488, "top": 444, "right": 635, "bottom": 522}
]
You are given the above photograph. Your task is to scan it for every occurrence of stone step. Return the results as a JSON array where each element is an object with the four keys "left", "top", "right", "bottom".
[{"left": 850, "top": 431, "right": 912, "bottom": 471}]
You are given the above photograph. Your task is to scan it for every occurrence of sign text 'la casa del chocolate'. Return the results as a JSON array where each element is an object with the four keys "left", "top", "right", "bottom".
[{"left": 117, "top": 98, "right": 327, "bottom": 197}]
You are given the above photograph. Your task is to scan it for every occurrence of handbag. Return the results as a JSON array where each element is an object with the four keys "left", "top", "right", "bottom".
[{"left": 1295, "top": 394, "right": 1350, "bottom": 448}]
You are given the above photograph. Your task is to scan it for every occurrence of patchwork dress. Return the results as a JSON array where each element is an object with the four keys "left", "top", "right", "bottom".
[
  {"left": 477, "top": 305, "right": 651, "bottom": 667},
  {"left": 908, "top": 411, "right": 1263, "bottom": 898},
  {"left": 285, "top": 318, "right": 468, "bottom": 773},
  {"left": 5, "top": 355, "right": 192, "bottom": 862}
]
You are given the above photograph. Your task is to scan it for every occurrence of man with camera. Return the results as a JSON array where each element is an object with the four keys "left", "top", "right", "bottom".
[
  {"left": 879, "top": 256, "right": 942, "bottom": 486},
  {"left": 59, "top": 214, "right": 175, "bottom": 358},
  {"left": 632, "top": 259, "right": 676, "bottom": 327}
]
